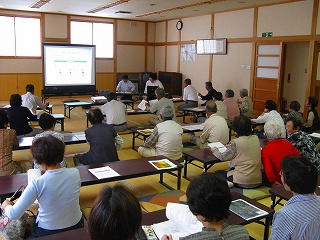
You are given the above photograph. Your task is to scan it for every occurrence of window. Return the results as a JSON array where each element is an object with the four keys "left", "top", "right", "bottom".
[
  {"left": 71, "top": 21, "right": 113, "bottom": 58},
  {"left": 0, "top": 16, "right": 41, "bottom": 57}
]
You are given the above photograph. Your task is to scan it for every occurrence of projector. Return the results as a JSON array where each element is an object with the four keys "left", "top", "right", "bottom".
[{"left": 91, "top": 96, "right": 108, "bottom": 103}]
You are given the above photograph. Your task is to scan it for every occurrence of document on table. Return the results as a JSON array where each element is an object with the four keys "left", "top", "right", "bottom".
[
  {"left": 229, "top": 199, "right": 268, "bottom": 221},
  {"left": 182, "top": 124, "right": 204, "bottom": 131},
  {"left": 149, "top": 159, "right": 177, "bottom": 170},
  {"left": 89, "top": 166, "right": 120, "bottom": 179},
  {"left": 207, "top": 142, "right": 227, "bottom": 153},
  {"left": 309, "top": 132, "right": 320, "bottom": 138}
]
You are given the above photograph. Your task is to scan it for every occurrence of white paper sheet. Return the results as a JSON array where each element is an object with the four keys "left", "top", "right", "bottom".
[
  {"left": 182, "top": 124, "right": 204, "bottom": 131},
  {"left": 88, "top": 166, "right": 120, "bottom": 179},
  {"left": 138, "top": 99, "right": 148, "bottom": 111},
  {"left": 207, "top": 142, "right": 227, "bottom": 153},
  {"left": 309, "top": 132, "right": 320, "bottom": 138}
]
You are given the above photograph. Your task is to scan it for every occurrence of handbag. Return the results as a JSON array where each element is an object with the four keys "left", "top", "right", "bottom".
[{"left": 0, "top": 210, "right": 29, "bottom": 240}]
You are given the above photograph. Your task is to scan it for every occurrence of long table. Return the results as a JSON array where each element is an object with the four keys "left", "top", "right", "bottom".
[
  {"left": 269, "top": 175, "right": 320, "bottom": 209},
  {"left": 182, "top": 106, "right": 206, "bottom": 123},
  {"left": 18, "top": 132, "right": 86, "bottom": 150},
  {"left": 0, "top": 156, "right": 182, "bottom": 201},
  {"left": 36, "top": 192, "right": 274, "bottom": 240},
  {"left": 63, "top": 101, "right": 105, "bottom": 118}
]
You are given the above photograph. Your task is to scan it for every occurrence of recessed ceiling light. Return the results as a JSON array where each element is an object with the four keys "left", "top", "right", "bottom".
[
  {"left": 149, "top": 3, "right": 156, "bottom": 6},
  {"left": 238, "top": 1, "right": 245, "bottom": 3},
  {"left": 193, "top": 9, "right": 199, "bottom": 12}
]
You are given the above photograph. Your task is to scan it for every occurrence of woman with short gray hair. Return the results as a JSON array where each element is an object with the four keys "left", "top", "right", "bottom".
[
  {"left": 238, "top": 88, "right": 253, "bottom": 118},
  {"left": 261, "top": 121, "right": 299, "bottom": 187}
]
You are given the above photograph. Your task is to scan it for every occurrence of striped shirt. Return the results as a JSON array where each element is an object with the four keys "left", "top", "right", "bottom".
[
  {"left": 270, "top": 194, "right": 320, "bottom": 240},
  {"left": 180, "top": 223, "right": 249, "bottom": 240}
]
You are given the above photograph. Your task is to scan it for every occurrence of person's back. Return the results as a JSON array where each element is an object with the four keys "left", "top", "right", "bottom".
[
  {"left": 215, "top": 100, "right": 228, "bottom": 120},
  {"left": 0, "top": 110, "right": 19, "bottom": 176},
  {"left": 82, "top": 123, "right": 119, "bottom": 164},
  {"left": 223, "top": 90, "right": 240, "bottom": 122},
  {"left": 162, "top": 173, "right": 249, "bottom": 240},
  {"left": 156, "top": 120, "right": 183, "bottom": 160},
  {"left": 21, "top": 84, "right": 47, "bottom": 114},
  {"left": 232, "top": 135, "right": 262, "bottom": 186},
  {"left": 101, "top": 100, "right": 126, "bottom": 125},
  {"left": 202, "top": 114, "right": 229, "bottom": 145}
]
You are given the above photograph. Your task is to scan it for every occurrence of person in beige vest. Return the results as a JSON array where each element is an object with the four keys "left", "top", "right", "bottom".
[
  {"left": 211, "top": 115, "right": 262, "bottom": 188},
  {"left": 189, "top": 100, "right": 229, "bottom": 149},
  {"left": 138, "top": 106, "right": 183, "bottom": 161}
]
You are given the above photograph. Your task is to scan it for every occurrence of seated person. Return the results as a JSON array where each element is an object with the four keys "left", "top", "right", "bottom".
[
  {"left": 269, "top": 155, "right": 320, "bottom": 240},
  {"left": 238, "top": 89, "right": 253, "bottom": 118},
  {"left": 198, "top": 81, "right": 217, "bottom": 106},
  {"left": 146, "top": 88, "right": 176, "bottom": 126},
  {"left": 302, "top": 96, "right": 320, "bottom": 132},
  {"left": 100, "top": 92, "right": 128, "bottom": 132},
  {"left": 0, "top": 110, "right": 21, "bottom": 176},
  {"left": 211, "top": 115, "right": 262, "bottom": 188},
  {"left": 144, "top": 73, "right": 164, "bottom": 100},
  {"left": 285, "top": 100, "right": 303, "bottom": 123},
  {"left": 88, "top": 184, "right": 142, "bottom": 240},
  {"left": 1, "top": 135, "right": 84, "bottom": 238},
  {"left": 223, "top": 89, "right": 240, "bottom": 122},
  {"left": 32, "top": 113, "right": 66, "bottom": 170},
  {"left": 22, "top": 84, "right": 49, "bottom": 115},
  {"left": 254, "top": 100, "right": 286, "bottom": 139},
  {"left": 138, "top": 106, "right": 183, "bottom": 161},
  {"left": 213, "top": 91, "right": 228, "bottom": 121},
  {"left": 262, "top": 121, "right": 299, "bottom": 187},
  {"left": 7, "top": 94, "right": 42, "bottom": 138},
  {"left": 286, "top": 116, "right": 320, "bottom": 174},
  {"left": 189, "top": 100, "right": 229, "bottom": 149},
  {"left": 161, "top": 173, "right": 249, "bottom": 240},
  {"left": 116, "top": 74, "right": 135, "bottom": 100},
  {"left": 178, "top": 79, "right": 198, "bottom": 111},
  {"left": 73, "top": 108, "right": 119, "bottom": 165}
]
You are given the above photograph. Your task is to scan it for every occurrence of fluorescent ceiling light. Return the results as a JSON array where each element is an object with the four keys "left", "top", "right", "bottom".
[
  {"left": 87, "top": 0, "right": 132, "bottom": 14},
  {"left": 30, "top": 0, "right": 53, "bottom": 9}
]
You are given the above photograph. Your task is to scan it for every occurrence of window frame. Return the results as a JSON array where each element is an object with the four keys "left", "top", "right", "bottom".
[
  {"left": 0, "top": 14, "right": 41, "bottom": 59},
  {"left": 70, "top": 20, "right": 114, "bottom": 60}
]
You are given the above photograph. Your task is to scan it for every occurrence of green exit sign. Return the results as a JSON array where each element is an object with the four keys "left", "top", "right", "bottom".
[{"left": 262, "top": 32, "right": 273, "bottom": 37}]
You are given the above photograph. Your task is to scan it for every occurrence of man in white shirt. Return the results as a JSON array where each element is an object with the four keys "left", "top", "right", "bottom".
[
  {"left": 189, "top": 100, "right": 229, "bottom": 149},
  {"left": 116, "top": 74, "right": 135, "bottom": 100},
  {"left": 22, "top": 84, "right": 49, "bottom": 114},
  {"left": 178, "top": 78, "right": 198, "bottom": 111},
  {"left": 100, "top": 92, "right": 127, "bottom": 132},
  {"left": 144, "top": 73, "right": 164, "bottom": 93}
]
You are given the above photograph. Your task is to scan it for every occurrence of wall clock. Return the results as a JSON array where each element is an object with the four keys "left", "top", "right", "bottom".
[{"left": 176, "top": 20, "right": 183, "bottom": 30}]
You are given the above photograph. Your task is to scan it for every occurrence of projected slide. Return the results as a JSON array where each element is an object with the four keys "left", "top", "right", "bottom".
[{"left": 43, "top": 44, "right": 96, "bottom": 87}]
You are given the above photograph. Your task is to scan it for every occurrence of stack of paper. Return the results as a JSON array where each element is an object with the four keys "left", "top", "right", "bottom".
[{"left": 309, "top": 132, "right": 320, "bottom": 138}]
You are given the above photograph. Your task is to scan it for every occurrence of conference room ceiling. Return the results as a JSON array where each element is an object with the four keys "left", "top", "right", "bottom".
[{"left": 0, "top": 0, "right": 300, "bottom": 21}]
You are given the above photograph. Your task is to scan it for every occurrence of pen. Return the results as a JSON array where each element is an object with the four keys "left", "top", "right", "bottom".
[{"left": 9, "top": 185, "right": 24, "bottom": 202}]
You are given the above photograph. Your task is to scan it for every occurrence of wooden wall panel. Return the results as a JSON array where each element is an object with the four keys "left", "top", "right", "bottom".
[
  {"left": 96, "top": 73, "right": 115, "bottom": 91},
  {"left": 255, "top": 78, "right": 278, "bottom": 90},
  {"left": 254, "top": 89, "right": 277, "bottom": 101},
  {"left": 0, "top": 75, "right": 18, "bottom": 101},
  {"left": 17, "top": 74, "right": 43, "bottom": 96}
]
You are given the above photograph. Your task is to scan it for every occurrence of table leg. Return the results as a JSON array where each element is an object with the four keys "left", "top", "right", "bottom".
[
  {"left": 183, "top": 156, "right": 188, "bottom": 179},
  {"left": 263, "top": 215, "right": 273, "bottom": 240},
  {"left": 177, "top": 168, "right": 181, "bottom": 190},
  {"left": 270, "top": 194, "right": 276, "bottom": 209},
  {"left": 61, "top": 118, "right": 64, "bottom": 131},
  {"left": 183, "top": 110, "right": 186, "bottom": 123},
  {"left": 132, "top": 132, "right": 136, "bottom": 150}
]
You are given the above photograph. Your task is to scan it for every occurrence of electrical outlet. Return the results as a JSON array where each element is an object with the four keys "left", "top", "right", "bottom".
[
  {"left": 241, "top": 64, "right": 245, "bottom": 70},
  {"left": 247, "top": 65, "right": 251, "bottom": 70}
]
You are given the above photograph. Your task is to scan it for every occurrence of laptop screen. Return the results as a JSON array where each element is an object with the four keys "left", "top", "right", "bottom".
[{"left": 147, "top": 86, "right": 158, "bottom": 95}]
